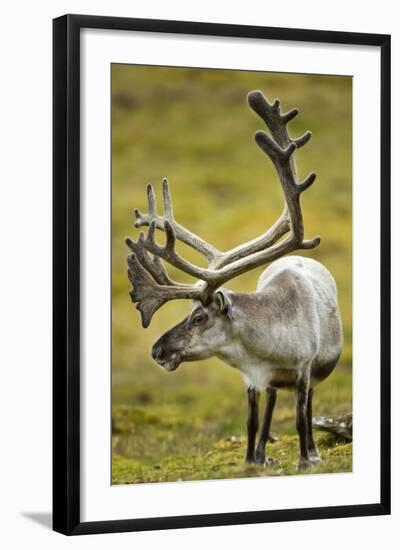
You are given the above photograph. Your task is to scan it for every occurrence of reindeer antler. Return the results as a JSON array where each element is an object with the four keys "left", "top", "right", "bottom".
[
  {"left": 134, "top": 179, "right": 221, "bottom": 263},
  {"left": 126, "top": 90, "right": 320, "bottom": 327},
  {"left": 127, "top": 253, "right": 203, "bottom": 328}
]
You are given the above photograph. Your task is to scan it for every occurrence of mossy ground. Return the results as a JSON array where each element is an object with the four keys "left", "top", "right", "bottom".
[
  {"left": 111, "top": 66, "right": 352, "bottom": 484},
  {"left": 113, "top": 434, "right": 352, "bottom": 484},
  {"left": 112, "top": 364, "right": 352, "bottom": 484}
]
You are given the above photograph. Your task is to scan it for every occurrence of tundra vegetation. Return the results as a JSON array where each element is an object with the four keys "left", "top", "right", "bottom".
[{"left": 112, "top": 66, "right": 352, "bottom": 484}]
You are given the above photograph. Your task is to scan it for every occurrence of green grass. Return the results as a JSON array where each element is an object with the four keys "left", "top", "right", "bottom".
[
  {"left": 113, "top": 436, "right": 352, "bottom": 484},
  {"left": 112, "top": 361, "right": 352, "bottom": 484},
  {"left": 111, "top": 65, "right": 352, "bottom": 484}
]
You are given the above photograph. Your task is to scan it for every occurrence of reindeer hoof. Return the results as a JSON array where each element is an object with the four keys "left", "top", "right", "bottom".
[
  {"left": 309, "top": 451, "right": 322, "bottom": 464},
  {"left": 254, "top": 452, "right": 265, "bottom": 465},
  {"left": 254, "top": 453, "right": 276, "bottom": 467},
  {"left": 298, "top": 457, "right": 313, "bottom": 470}
]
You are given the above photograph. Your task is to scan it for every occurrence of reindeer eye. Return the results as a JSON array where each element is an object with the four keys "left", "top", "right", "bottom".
[{"left": 192, "top": 313, "right": 207, "bottom": 326}]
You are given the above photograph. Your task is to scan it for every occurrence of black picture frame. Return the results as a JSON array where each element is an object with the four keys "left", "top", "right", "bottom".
[{"left": 53, "top": 14, "right": 391, "bottom": 536}]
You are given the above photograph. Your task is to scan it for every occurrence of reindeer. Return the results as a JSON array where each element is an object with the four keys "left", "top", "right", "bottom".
[{"left": 126, "top": 91, "right": 343, "bottom": 470}]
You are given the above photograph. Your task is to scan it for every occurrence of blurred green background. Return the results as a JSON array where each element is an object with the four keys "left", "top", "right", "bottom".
[{"left": 112, "top": 65, "right": 352, "bottom": 483}]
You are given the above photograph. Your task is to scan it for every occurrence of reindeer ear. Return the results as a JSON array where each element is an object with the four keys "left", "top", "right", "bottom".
[{"left": 213, "top": 289, "right": 231, "bottom": 315}]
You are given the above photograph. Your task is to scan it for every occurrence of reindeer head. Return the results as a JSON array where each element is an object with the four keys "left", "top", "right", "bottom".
[
  {"left": 150, "top": 290, "right": 233, "bottom": 371},
  {"left": 125, "top": 90, "right": 320, "bottom": 371}
]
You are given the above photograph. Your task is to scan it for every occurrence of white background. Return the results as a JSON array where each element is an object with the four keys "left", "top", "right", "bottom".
[
  {"left": 81, "top": 29, "right": 381, "bottom": 522},
  {"left": 0, "top": 0, "right": 398, "bottom": 548}
]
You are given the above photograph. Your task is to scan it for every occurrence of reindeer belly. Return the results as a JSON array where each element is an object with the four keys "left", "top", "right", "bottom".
[
  {"left": 238, "top": 359, "right": 299, "bottom": 391},
  {"left": 268, "top": 368, "right": 298, "bottom": 389},
  {"left": 238, "top": 355, "right": 340, "bottom": 391}
]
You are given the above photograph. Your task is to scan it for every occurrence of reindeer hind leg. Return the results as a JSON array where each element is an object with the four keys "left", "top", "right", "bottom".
[
  {"left": 307, "top": 387, "right": 321, "bottom": 463},
  {"left": 296, "top": 368, "right": 312, "bottom": 469}
]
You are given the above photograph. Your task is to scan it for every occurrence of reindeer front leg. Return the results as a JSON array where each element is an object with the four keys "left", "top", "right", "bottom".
[
  {"left": 245, "top": 387, "right": 259, "bottom": 463},
  {"left": 255, "top": 387, "right": 277, "bottom": 465}
]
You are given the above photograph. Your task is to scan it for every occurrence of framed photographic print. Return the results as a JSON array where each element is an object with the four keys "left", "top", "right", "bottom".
[{"left": 53, "top": 14, "right": 391, "bottom": 535}]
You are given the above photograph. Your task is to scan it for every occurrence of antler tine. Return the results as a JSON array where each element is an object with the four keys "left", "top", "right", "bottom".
[
  {"left": 248, "top": 90, "right": 306, "bottom": 149},
  {"left": 247, "top": 90, "right": 313, "bottom": 179},
  {"left": 147, "top": 183, "right": 157, "bottom": 215},
  {"left": 134, "top": 178, "right": 221, "bottom": 263},
  {"left": 126, "top": 235, "right": 174, "bottom": 286},
  {"left": 142, "top": 220, "right": 216, "bottom": 282},
  {"left": 127, "top": 253, "right": 203, "bottom": 328},
  {"left": 162, "top": 178, "right": 173, "bottom": 220}
]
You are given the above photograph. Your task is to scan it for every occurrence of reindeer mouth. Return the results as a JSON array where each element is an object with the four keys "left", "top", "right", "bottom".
[{"left": 157, "top": 352, "right": 181, "bottom": 372}]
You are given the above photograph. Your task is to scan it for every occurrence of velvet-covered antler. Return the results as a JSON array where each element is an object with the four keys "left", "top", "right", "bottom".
[{"left": 126, "top": 91, "right": 320, "bottom": 327}]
